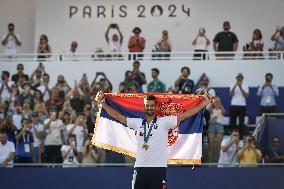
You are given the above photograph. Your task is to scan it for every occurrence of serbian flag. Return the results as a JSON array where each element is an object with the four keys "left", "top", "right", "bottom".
[{"left": 92, "top": 93, "right": 204, "bottom": 165}]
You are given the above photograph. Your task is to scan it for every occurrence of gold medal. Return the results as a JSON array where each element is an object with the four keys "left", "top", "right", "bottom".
[{"left": 142, "top": 143, "right": 149, "bottom": 150}]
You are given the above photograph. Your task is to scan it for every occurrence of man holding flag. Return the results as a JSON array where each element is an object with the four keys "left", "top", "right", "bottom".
[{"left": 96, "top": 91, "right": 213, "bottom": 189}]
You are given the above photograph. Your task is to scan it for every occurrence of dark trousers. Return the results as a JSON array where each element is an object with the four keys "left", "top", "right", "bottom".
[
  {"left": 230, "top": 105, "right": 246, "bottom": 138},
  {"left": 128, "top": 53, "right": 144, "bottom": 61},
  {"left": 260, "top": 106, "right": 276, "bottom": 114},
  {"left": 15, "top": 156, "right": 33, "bottom": 163},
  {"left": 44, "top": 145, "right": 62, "bottom": 163},
  {"left": 133, "top": 167, "right": 167, "bottom": 189},
  {"left": 193, "top": 50, "right": 208, "bottom": 60}
]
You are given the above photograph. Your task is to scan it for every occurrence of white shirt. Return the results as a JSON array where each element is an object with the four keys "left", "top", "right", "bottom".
[
  {"left": 44, "top": 119, "right": 64, "bottom": 145},
  {"left": 194, "top": 36, "right": 209, "bottom": 50},
  {"left": 0, "top": 81, "right": 13, "bottom": 101},
  {"left": 2, "top": 34, "right": 21, "bottom": 55},
  {"left": 230, "top": 84, "right": 249, "bottom": 106},
  {"left": 37, "top": 85, "right": 51, "bottom": 102},
  {"left": 12, "top": 113, "right": 23, "bottom": 130},
  {"left": 108, "top": 41, "right": 121, "bottom": 52},
  {"left": 0, "top": 141, "right": 15, "bottom": 166},
  {"left": 30, "top": 123, "right": 45, "bottom": 147},
  {"left": 61, "top": 145, "right": 79, "bottom": 165},
  {"left": 218, "top": 137, "right": 243, "bottom": 167},
  {"left": 210, "top": 109, "right": 224, "bottom": 124},
  {"left": 127, "top": 116, "right": 177, "bottom": 167},
  {"left": 66, "top": 124, "right": 86, "bottom": 152}
]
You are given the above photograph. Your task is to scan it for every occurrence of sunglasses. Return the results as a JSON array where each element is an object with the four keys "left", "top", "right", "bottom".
[{"left": 273, "top": 140, "right": 280, "bottom": 143}]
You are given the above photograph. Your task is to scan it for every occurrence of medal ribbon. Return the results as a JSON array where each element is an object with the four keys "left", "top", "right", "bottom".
[{"left": 143, "top": 117, "right": 157, "bottom": 144}]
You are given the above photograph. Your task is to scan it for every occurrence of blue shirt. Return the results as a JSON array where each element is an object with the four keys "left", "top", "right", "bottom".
[
  {"left": 257, "top": 85, "right": 279, "bottom": 106},
  {"left": 15, "top": 129, "right": 34, "bottom": 157}
]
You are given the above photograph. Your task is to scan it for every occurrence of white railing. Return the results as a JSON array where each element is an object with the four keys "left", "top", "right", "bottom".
[{"left": 0, "top": 51, "right": 283, "bottom": 62}]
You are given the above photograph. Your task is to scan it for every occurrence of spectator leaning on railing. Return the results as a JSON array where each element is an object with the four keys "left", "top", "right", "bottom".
[
  {"left": 37, "top": 34, "right": 52, "bottom": 61},
  {"left": 213, "top": 21, "right": 238, "bottom": 58},
  {"left": 1, "top": 23, "right": 21, "bottom": 57},
  {"left": 192, "top": 27, "right": 210, "bottom": 60},
  {"left": 128, "top": 26, "right": 145, "bottom": 60}
]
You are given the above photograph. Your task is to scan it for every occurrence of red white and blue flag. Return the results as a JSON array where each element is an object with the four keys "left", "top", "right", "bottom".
[{"left": 92, "top": 93, "right": 204, "bottom": 165}]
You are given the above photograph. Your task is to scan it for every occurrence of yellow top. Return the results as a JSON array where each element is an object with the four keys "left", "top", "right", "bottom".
[{"left": 239, "top": 148, "right": 262, "bottom": 166}]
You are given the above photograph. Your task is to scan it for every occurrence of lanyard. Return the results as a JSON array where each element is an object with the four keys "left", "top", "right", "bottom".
[{"left": 143, "top": 117, "right": 157, "bottom": 144}]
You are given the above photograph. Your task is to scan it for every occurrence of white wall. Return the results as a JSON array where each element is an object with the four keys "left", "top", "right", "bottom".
[
  {"left": 1, "top": 60, "right": 283, "bottom": 92},
  {"left": 0, "top": 0, "right": 283, "bottom": 53},
  {"left": 0, "top": 0, "right": 35, "bottom": 53},
  {"left": 34, "top": 0, "right": 284, "bottom": 53}
]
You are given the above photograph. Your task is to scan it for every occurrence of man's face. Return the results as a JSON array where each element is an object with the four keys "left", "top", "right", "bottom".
[
  {"left": 144, "top": 100, "right": 157, "bottom": 116},
  {"left": 36, "top": 70, "right": 42, "bottom": 78},
  {"left": 133, "top": 63, "right": 140, "bottom": 71},
  {"left": 8, "top": 25, "right": 14, "bottom": 32},
  {"left": 236, "top": 75, "right": 243, "bottom": 83},
  {"left": 32, "top": 116, "right": 39, "bottom": 124},
  {"left": 0, "top": 133, "right": 8, "bottom": 145},
  {"left": 23, "top": 85, "right": 31, "bottom": 93},
  {"left": 1, "top": 73, "right": 8, "bottom": 81},
  {"left": 151, "top": 70, "right": 158, "bottom": 79},
  {"left": 265, "top": 75, "right": 272, "bottom": 83},
  {"left": 223, "top": 23, "right": 230, "bottom": 31},
  {"left": 201, "top": 76, "right": 209, "bottom": 87},
  {"left": 272, "top": 137, "right": 280, "bottom": 148},
  {"left": 17, "top": 65, "right": 24, "bottom": 73},
  {"left": 182, "top": 69, "right": 190, "bottom": 78},
  {"left": 231, "top": 131, "right": 240, "bottom": 140}
]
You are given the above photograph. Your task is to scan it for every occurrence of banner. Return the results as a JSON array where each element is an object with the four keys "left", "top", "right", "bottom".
[{"left": 92, "top": 93, "right": 204, "bottom": 164}]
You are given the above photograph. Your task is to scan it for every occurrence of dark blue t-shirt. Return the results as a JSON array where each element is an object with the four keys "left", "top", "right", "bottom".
[{"left": 177, "top": 79, "right": 195, "bottom": 94}]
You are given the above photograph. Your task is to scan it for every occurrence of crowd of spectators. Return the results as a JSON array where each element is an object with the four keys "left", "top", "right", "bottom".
[
  {"left": 2, "top": 22, "right": 284, "bottom": 59},
  {"left": 0, "top": 61, "right": 282, "bottom": 167},
  {"left": 0, "top": 21, "right": 283, "bottom": 167}
]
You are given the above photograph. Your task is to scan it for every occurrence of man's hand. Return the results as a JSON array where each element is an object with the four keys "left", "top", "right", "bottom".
[
  {"left": 2, "top": 159, "right": 9, "bottom": 167},
  {"left": 202, "top": 92, "right": 215, "bottom": 105}
]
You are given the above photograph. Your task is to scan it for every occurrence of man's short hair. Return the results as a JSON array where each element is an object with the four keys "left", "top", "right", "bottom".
[
  {"left": 223, "top": 21, "right": 230, "bottom": 26},
  {"left": 231, "top": 128, "right": 239, "bottom": 134},
  {"left": 151, "top": 68, "right": 159, "bottom": 75},
  {"left": 181, "top": 66, "right": 190, "bottom": 73},
  {"left": 265, "top": 73, "right": 273, "bottom": 78},
  {"left": 133, "top": 60, "right": 140, "bottom": 65},
  {"left": 8, "top": 23, "right": 15, "bottom": 28},
  {"left": 144, "top": 95, "right": 157, "bottom": 104},
  {"left": 0, "top": 130, "right": 7, "bottom": 135},
  {"left": 2, "top": 71, "right": 10, "bottom": 78}
]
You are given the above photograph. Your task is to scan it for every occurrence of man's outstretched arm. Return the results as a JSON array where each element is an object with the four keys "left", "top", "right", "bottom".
[
  {"left": 177, "top": 93, "right": 213, "bottom": 124},
  {"left": 96, "top": 91, "right": 127, "bottom": 125}
]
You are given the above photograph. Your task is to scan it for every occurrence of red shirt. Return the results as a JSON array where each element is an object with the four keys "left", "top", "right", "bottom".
[{"left": 128, "top": 36, "right": 145, "bottom": 52}]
